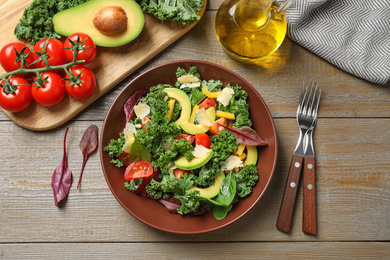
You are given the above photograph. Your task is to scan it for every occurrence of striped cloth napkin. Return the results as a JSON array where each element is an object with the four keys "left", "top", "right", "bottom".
[{"left": 281, "top": 0, "right": 390, "bottom": 84}]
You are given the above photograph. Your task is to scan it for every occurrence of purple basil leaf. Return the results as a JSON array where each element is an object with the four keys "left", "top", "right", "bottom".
[
  {"left": 124, "top": 88, "right": 148, "bottom": 122},
  {"left": 77, "top": 125, "right": 99, "bottom": 189},
  {"left": 218, "top": 124, "right": 266, "bottom": 146},
  {"left": 52, "top": 127, "right": 73, "bottom": 207}
]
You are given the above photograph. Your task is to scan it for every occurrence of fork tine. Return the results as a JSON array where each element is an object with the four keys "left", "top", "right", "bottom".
[
  {"left": 311, "top": 84, "right": 322, "bottom": 118},
  {"left": 307, "top": 81, "right": 318, "bottom": 116},
  {"left": 298, "top": 84, "right": 309, "bottom": 115}
]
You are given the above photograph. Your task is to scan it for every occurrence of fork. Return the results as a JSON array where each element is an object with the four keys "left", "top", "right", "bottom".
[
  {"left": 276, "top": 82, "right": 321, "bottom": 233},
  {"left": 302, "top": 86, "right": 321, "bottom": 235}
]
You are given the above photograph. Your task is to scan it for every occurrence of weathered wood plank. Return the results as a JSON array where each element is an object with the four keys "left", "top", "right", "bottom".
[
  {"left": 0, "top": 242, "right": 389, "bottom": 259},
  {"left": 0, "top": 118, "right": 388, "bottom": 242},
  {"left": 1, "top": 10, "right": 389, "bottom": 123}
]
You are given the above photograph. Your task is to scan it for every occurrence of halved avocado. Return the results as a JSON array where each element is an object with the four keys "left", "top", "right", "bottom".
[
  {"left": 173, "top": 150, "right": 214, "bottom": 170},
  {"left": 245, "top": 145, "right": 258, "bottom": 165},
  {"left": 188, "top": 172, "right": 225, "bottom": 199},
  {"left": 164, "top": 88, "right": 191, "bottom": 126},
  {"left": 53, "top": 0, "right": 144, "bottom": 47}
]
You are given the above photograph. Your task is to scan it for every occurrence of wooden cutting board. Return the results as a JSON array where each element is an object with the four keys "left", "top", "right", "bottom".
[{"left": 0, "top": 0, "right": 207, "bottom": 131}]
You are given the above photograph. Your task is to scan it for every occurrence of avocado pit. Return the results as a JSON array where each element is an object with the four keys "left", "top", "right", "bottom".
[{"left": 93, "top": 6, "right": 128, "bottom": 35}]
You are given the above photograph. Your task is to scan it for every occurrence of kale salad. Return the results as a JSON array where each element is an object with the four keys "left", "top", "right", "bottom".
[{"left": 104, "top": 66, "right": 266, "bottom": 220}]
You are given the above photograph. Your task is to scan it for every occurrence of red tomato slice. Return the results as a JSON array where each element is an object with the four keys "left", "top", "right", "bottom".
[
  {"left": 173, "top": 169, "right": 188, "bottom": 179},
  {"left": 118, "top": 152, "right": 130, "bottom": 167},
  {"left": 195, "top": 133, "right": 211, "bottom": 148},
  {"left": 209, "top": 117, "right": 226, "bottom": 135},
  {"left": 141, "top": 117, "right": 152, "bottom": 130},
  {"left": 124, "top": 161, "right": 153, "bottom": 181},
  {"left": 198, "top": 97, "right": 217, "bottom": 110},
  {"left": 174, "top": 133, "right": 195, "bottom": 144}
]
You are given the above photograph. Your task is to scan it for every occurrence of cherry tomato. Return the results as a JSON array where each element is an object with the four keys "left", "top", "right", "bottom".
[
  {"left": 195, "top": 133, "right": 211, "bottom": 148},
  {"left": 141, "top": 117, "right": 152, "bottom": 130},
  {"left": 65, "top": 65, "right": 96, "bottom": 99},
  {"left": 64, "top": 32, "right": 97, "bottom": 65},
  {"left": 209, "top": 117, "right": 226, "bottom": 135},
  {"left": 0, "top": 77, "right": 32, "bottom": 112},
  {"left": 124, "top": 161, "right": 153, "bottom": 181},
  {"left": 174, "top": 133, "right": 195, "bottom": 144},
  {"left": 198, "top": 97, "right": 217, "bottom": 110},
  {"left": 31, "top": 72, "right": 65, "bottom": 106},
  {"left": 32, "top": 38, "right": 67, "bottom": 69},
  {"left": 0, "top": 42, "right": 34, "bottom": 75}
]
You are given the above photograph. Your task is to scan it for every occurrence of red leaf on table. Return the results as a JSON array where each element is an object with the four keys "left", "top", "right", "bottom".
[
  {"left": 124, "top": 88, "right": 148, "bottom": 123},
  {"left": 51, "top": 127, "right": 72, "bottom": 207},
  {"left": 218, "top": 124, "right": 267, "bottom": 146},
  {"left": 77, "top": 125, "right": 99, "bottom": 189}
]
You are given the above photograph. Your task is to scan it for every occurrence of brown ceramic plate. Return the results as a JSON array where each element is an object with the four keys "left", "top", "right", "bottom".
[{"left": 99, "top": 60, "right": 278, "bottom": 234}]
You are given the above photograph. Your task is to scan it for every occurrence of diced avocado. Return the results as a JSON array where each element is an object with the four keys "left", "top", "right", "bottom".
[
  {"left": 245, "top": 145, "right": 258, "bottom": 165},
  {"left": 53, "top": 0, "right": 144, "bottom": 47},
  {"left": 188, "top": 172, "right": 225, "bottom": 199},
  {"left": 173, "top": 150, "right": 214, "bottom": 170},
  {"left": 164, "top": 88, "right": 192, "bottom": 126},
  {"left": 180, "top": 121, "right": 209, "bottom": 135}
]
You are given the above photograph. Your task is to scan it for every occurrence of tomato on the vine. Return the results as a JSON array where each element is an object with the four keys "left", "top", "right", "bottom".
[
  {"left": 64, "top": 65, "right": 96, "bottom": 99},
  {"left": 64, "top": 32, "right": 97, "bottom": 65},
  {"left": 32, "top": 38, "right": 67, "bottom": 69},
  {"left": 31, "top": 72, "right": 65, "bottom": 106},
  {"left": 0, "top": 42, "right": 34, "bottom": 74},
  {"left": 0, "top": 77, "right": 32, "bottom": 112},
  {"left": 124, "top": 161, "right": 154, "bottom": 181}
]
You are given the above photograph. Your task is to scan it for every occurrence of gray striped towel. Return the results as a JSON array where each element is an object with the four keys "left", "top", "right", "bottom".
[{"left": 281, "top": 0, "right": 390, "bottom": 84}]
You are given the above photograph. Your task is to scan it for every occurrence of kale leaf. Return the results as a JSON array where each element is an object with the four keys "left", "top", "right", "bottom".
[
  {"left": 234, "top": 164, "right": 259, "bottom": 199},
  {"left": 136, "top": 0, "right": 205, "bottom": 26},
  {"left": 14, "top": 0, "right": 89, "bottom": 44},
  {"left": 103, "top": 133, "right": 127, "bottom": 168}
]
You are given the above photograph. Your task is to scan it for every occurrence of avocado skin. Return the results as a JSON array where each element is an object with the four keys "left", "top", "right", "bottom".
[{"left": 53, "top": 0, "right": 144, "bottom": 47}]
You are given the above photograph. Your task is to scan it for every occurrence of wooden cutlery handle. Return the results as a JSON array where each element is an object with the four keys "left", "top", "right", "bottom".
[
  {"left": 303, "top": 156, "right": 317, "bottom": 235},
  {"left": 276, "top": 154, "right": 304, "bottom": 233}
]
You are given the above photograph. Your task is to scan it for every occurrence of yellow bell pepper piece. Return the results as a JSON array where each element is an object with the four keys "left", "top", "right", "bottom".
[
  {"left": 202, "top": 86, "right": 222, "bottom": 98},
  {"left": 238, "top": 153, "right": 247, "bottom": 161},
  {"left": 189, "top": 104, "right": 199, "bottom": 124},
  {"left": 236, "top": 144, "right": 246, "bottom": 156},
  {"left": 216, "top": 110, "right": 235, "bottom": 120},
  {"left": 165, "top": 99, "right": 176, "bottom": 118}
]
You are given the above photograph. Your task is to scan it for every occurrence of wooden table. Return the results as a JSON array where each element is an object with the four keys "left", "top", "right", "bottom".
[{"left": 1, "top": 2, "right": 389, "bottom": 259}]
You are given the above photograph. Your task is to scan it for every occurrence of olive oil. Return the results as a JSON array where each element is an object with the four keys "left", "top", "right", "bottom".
[{"left": 215, "top": 0, "right": 287, "bottom": 63}]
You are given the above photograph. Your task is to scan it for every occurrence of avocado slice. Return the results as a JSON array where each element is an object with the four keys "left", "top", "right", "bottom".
[
  {"left": 244, "top": 145, "right": 258, "bottom": 165},
  {"left": 188, "top": 172, "right": 225, "bottom": 199},
  {"left": 180, "top": 121, "right": 209, "bottom": 135},
  {"left": 53, "top": 0, "right": 144, "bottom": 47},
  {"left": 173, "top": 150, "right": 214, "bottom": 170},
  {"left": 164, "top": 88, "right": 191, "bottom": 126}
]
